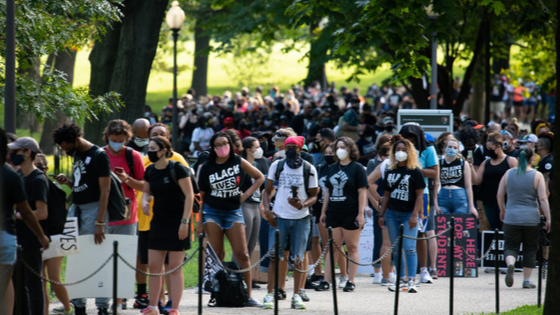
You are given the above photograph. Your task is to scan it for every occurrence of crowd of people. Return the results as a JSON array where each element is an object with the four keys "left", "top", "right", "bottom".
[{"left": 0, "top": 81, "right": 554, "bottom": 315}]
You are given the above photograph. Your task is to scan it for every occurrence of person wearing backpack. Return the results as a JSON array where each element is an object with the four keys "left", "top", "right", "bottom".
[
  {"left": 261, "top": 136, "right": 318, "bottom": 310},
  {"left": 141, "top": 136, "right": 194, "bottom": 315},
  {"left": 196, "top": 132, "right": 265, "bottom": 308},
  {"left": 52, "top": 122, "right": 112, "bottom": 315},
  {"left": 8, "top": 137, "right": 50, "bottom": 315}
]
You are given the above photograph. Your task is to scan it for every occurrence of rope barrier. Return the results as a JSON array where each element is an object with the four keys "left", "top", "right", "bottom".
[
  {"left": 220, "top": 249, "right": 272, "bottom": 274},
  {"left": 456, "top": 238, "right": 496, "bottom": 262},
  {"left": 21, "top": 254, "right": 114, "bottom": 286},
  {"left": 118, "top": 247, "right": 199, "bottom": 276},
  {"left": 334, "top": 236, "right": 401, "bottom": 266},
  {"left": 402, "top": 223, "right": 453, "bottom": 240},
  {"left": 281, "top": 239, "right": 331, "bottom": 273}
]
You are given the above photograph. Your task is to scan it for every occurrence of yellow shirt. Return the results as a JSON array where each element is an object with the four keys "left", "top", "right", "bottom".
[{"left": 137, "top": 153, "right": 189, "bottom": 231}]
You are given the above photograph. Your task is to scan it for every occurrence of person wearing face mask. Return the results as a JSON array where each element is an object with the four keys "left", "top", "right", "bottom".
[
  {"left": 196, "top": 132, "right": 265, "bottom": 307},
  {"left": 535, "top": 132, "right": 553, "bottom": 196},
  {"left": 433, "top": 138, "right": 478, "bottom": 218},
  {"left": 374, "top": 117, "right": 398, "bottom": 147},
  {"left": 127, "top": 118, "right": 151, "bottom": 156},
  {"left": 471, "top": 133, "right": 518, "bottom": 231},
  {"left": 52, "top": 122, "right": 112, "bottom": 315},
  {"left": 191, "top": 116, "right": 215, "bottom": 157},
  {"left": 518, "top": 134, "right": 540, "bottom": 166},
  {"left": 316, "top": 137, "right": 368, "bottom": 292},
  {"left": 379, "top": 139, "right": 426, "bottom": 293},
  {"left": 309, "top": 128, "right": 336, "bottom": 167},
  {"left": 357, "top": 125, "right": 377, "bottom": 166},
  {"left": 500, "top": 130, "right": 519, "bottom": 158},
  {"left": 142, "top": 136, "right": 194, "bottom": 315},
  {"left": 179, "top": 105, "right": 199, "bottom": 156}
]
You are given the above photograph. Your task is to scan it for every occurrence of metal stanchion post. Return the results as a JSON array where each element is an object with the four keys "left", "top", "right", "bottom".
[
  {"left": 328, "top": 227, "right": 338, "bottom": 315},
  {"left": 274, "top": 230, "right": 280, "bottom": 315},
  {"left": 494, "top": 229, "right": 500, "bottom": 314},
  {"left": 198, "top": 234, "right": 204, "bottom": 315},
  {"left": 113, "top": 241, "right": 118, "bottom": 315},
  {"left": 449, "top": 217, "right": 455, "bottom": 315},
  {"left": 393, "top": 224, "right": 404, "bottom": 315},
  {"left": 14, "top": 246, "right": 23, "bottom": 315}
]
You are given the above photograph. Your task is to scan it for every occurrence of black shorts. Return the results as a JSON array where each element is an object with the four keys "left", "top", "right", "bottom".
[
  {"left": 326, "top": 210, "right": 360, "bottom": 231},
  {"left": 138, "top": 230, "right": 150, "bottom": 265}
]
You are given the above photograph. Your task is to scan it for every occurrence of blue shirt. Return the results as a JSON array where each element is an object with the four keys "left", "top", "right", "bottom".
[{"left": 418, "top": 146, "right": 438, "bottom": 194}]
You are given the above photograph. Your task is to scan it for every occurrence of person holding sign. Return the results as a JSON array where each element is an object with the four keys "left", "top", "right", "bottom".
[
  {"left": 379, "top": 139, "right": 426, "bottom": 293},
  {"left": 497, "top": 148, "right": 550, "bottom": 289}
]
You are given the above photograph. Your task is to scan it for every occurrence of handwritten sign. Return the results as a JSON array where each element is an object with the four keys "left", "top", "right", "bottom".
[
  {"left": 481, "top": 231, "right": 524, "bottom": 269},
  {"left": 42, "top": 217, "right": 80, "bottom": 260},
  {"left": 435, "top": 214, "right": 478, "bottom": 278}
]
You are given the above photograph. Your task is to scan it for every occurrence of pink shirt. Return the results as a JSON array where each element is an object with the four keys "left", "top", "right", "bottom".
[{"left": 106, "top": 147, "right": 145, "bottom": 226}]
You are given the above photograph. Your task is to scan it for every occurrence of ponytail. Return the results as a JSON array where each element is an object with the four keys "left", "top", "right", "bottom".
[{"left": 516, "top": 148, "right": 533, "bottom": 176}]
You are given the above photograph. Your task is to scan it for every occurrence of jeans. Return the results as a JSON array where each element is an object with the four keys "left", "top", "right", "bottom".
[
  {"left": 202, "top": 205, "right": 245, "bottom": 230},
  {"left": 259, "top": 217, "right": 270, "bottom": 273},
  {"left": 68, "top": 202, "right": 110, "bottom": 309},
  {"left": 268, "top": 217, "right": 311, "bottom": 264},
  {"left": 385, "top": 209, "right": 418, "bottom": 280},
  {"left": 12, "top": 247, "right": 43, "bottom": 315},
  {"left": 483, "top": 204, "right": 503, "bottom": 231},
  {"left": 438, "top": 188, "right": 469, "bottom": 214},
  {"left": 373, "top": 210, "right": 383, "bottom": 268}
]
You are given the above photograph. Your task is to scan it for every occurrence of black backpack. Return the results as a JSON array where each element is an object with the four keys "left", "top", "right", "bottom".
[
  {"left": 94, "top": 149, "right": 131, "bottom": 222},
  {"left": 208, "top": 261, "right": 249, "bottom": 307},
  {"left": 274, "top": 159, "right": 314, "bottom": 195},
  {"left": 27, "top": 171, "right": 68, "bottom": 236}
]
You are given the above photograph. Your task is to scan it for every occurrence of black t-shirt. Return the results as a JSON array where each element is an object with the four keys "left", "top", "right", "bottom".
[
  {"left": 301, "top": 151, "right": 315, "bottom": 165},
  {"left": 240, "top": 159, "right": 267, "bottom": 203},
  {"left": 254, "top": 157, "right": 271, "bottom": 176},
  {"left": 536, "top": 154, "right": 553, "bottom": 178},
  {"left": 326, "top": 161, "right": 368, "bottom": 213},
  {"left": 17, "top": 169, "right": 49, "bottom": 248},
  {"left": 144, "top": 162, "right": 189, "bottom": 219},
  {"left": 1, "top": 165, "right": 27, "bottom": 235},
  {"left": 72, "top": 145, "right": 111, "bottom": 205},
  {"left": 312, "top": 163, "right": 331, "bottom": 216},
  {"left": 473, "top": 146, "right": 487, "bottom": 167},
  {"left": 127, "top": 139, "right": 149, "bottom": 156},
  {"left": 198, "top": 156, "right": 243, "bottom": 211},
  {"left": 356, "top": 139, "right": 376, "bottom": 166},
  {"left": 382, "top": 166, "right": 426, "bottom": 213}
]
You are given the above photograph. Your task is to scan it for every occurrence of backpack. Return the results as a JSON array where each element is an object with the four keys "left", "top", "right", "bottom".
[
  {"left": 94, "top": 149, "right": 131, "bottom": 222},
  {"left": 168, "top": 160, "right": 201, "bottom": 213},
  {"left": 208, "top": 261, "right": 249, "bottom": 307},
  {"left": 103, "top": 146, "right": 136, "bottom": 179},
  {"left": 27, "top": 171, "right": 68, "bottom": 236},
  {"left": 274, "top": 159, "right": 314, "bottom": 196}
]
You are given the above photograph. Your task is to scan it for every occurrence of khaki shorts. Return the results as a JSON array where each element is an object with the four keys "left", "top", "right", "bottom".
[{"left": 491, "top": 101, "right": 505, "bottom": 115}]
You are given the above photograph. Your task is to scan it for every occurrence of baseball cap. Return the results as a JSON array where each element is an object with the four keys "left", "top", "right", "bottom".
[
  {"left": 463, "top": 120, "right": 484, "bottom": 129},
  {"left": 518, "top": 134, "right": 538, "bottom": 143},
  {"left": 383, "top": 117, "right": 394, "bottom": 125},
  {"left": 8, "top": 137, "right": 40, "bottom": 152},
  {"left": 250, "top": 131, "right": 271, "bottom": 139}
]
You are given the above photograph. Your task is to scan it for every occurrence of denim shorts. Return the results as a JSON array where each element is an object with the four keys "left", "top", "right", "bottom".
[
  {"left": 438, "top": 188, "right": 469, "bottom": 215},
  {"left": 268, "top": 217, "right": 311, "bottom": 264},
  {"left": 202, "top": 204, "right": 245, "bottom": 230},
  {"left": 0, "top": 231, "right": 17, "bottom": 265}
]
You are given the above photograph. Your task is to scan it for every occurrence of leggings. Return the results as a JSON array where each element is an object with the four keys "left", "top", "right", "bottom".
[{"left": 241, "top": 201, "right": 261, "bottom": 258}]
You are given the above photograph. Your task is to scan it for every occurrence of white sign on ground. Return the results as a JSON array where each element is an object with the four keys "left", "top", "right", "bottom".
[
  {"left": 357, "top": 216, "right": 374, "bottom": 274},
  {"left": 65, "top": 235, "right": 136, "bottom": 299}
]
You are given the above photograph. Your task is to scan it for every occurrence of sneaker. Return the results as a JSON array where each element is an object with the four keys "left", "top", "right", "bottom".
[
  {"left": 263, "top": 294, "right": 274, "bottom": 309},
  {"left": 291, "top": 294, "right": 306, "bottom": 309},
  {"left": 522, "top": 280, "right": 536, "bottom": 289},
  {"left": 429, "top": 269, "right": 438, "bottom": 280},
  {"left": 163, "top": 300, "right": 172, "bottom": 312},
  {"left": 338, "top": 275, "right": 348, "bottom": 288},
  {"left": 53, "top": 305, "right": 75, "bottom": 315},
  {"left": 140, "top": 307, "right": 160, "bottom": 315},
  {"left": 157, "top": 301, "right": 165, "bottom": 314},
  {"left": 407, "top": 280, "right": 418, "bottom": 293},
  {"left": 372, "top": 274, "right": 383, "bottom": 284},
  {"left": 299, "top": 289, "right": 310, "bottom": 302},
  {"left": 194, "top": 285, "right": 211, "bottom": 295},
  {"left": 343, "top": 280, "right": 355, "bottom": 292},
  {"left": 134, "top": 293, "right": 149, "bottom": 309},
  {"left": 252, "top": 281, "right": 261, "bottom": 289},
  {"left": 420, "top": 271, "right": 433, "bottom": 284},
  {"left": 309, "top": 274, "right": 324, "bottom": 283},
  {"left": 314, "top": 280, "right": 330, "bottom": 291},
  {"left": 388, "top": 280, "right": 408, "bottom": 292},
  {"left": 122, "top": 298, "right": 127, "bottom": 310},
  {"left": 74, "top": 306, "right": 87, "bottom": 315},
  {"left": 277, "top": 288, "right": 287, "bottom": 300},
  {"left": 245, "top": 297, "right": 263, "bottom": 307},
  {"left": 97, "top": 308, "right": 109, "bottom": 315},
  {"left": 505, "top": 264, "right": 514, "bottom": 287},
  {"left": 166, "top": 310, "right": 179, "bottom": 315},
  {"left": 381, "top": 278, "right": 393, "bottom": 286}
]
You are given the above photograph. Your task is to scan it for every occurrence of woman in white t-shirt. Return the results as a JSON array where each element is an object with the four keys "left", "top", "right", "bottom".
[{"left": 190, "top": 116, "right": 214, "bottom": 156}]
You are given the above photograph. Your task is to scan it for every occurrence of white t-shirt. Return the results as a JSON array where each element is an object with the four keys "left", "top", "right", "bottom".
[
  {"left": 268, "top": 160, "right": 318, "bottom": 220},
  {"left": 379, "top": 159, "right": 391, "bottom": 179},
  {"left": 191, "top": 127, "right": 214, "bottom": 151}
]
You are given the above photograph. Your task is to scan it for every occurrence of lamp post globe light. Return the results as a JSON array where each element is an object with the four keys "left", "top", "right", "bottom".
[
  {"left": 425, "top": 3, "right": 440, "bottom": 110},
  {"left": 166, "top": 1, "right": 185, "bottom": 151}
]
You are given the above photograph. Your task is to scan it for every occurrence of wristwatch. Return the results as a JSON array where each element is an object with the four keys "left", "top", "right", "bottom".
[{"left": 181, "top": 218, "right": 189, "bottom": 224}]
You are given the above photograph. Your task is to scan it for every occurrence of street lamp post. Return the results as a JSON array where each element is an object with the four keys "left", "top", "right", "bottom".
[
  {"left": 425, "top": 4, "right": 439, "bottom": 110},
  {"left": 4, "top": 0, "right": 16, "bottom": 133},
  {"left": 166, "top": 1, "right": 185, "bottom": 151}
]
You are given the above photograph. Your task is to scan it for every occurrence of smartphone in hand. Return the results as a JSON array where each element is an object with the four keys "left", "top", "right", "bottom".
[{"left": 114, "top": 167, "right": 124, "bottom": 173}]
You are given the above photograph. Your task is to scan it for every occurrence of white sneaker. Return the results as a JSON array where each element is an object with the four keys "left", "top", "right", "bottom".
[
  {"left": 338, "top": 275, "right": 348, "bottom": 288},
  {"left": 420, "top": 271, "right": 433, "bottom": 284},
  {"left": 407, "top": 279, "right": 418, "bottom": 293},
  {"left": 263, "top": 294, "right": 274, "bottom": 309},
  {"left": 195, "top": 285, "right": 211, "bottom": 294},
  {"left": 372, "top": 273, "right": 383, "bottom": 284}
]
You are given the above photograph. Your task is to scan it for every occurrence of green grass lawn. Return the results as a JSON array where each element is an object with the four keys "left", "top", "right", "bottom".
[{"left": 473, "top": 305, "right": 542, "bottom": 315}]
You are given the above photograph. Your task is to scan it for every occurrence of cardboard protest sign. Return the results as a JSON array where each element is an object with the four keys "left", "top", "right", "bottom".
[
  {"left": 42, "top": 217, "right": 80, "bottom": 260},
  {"left": 435, "top": 214, "right": 478, "bottom": 277}
]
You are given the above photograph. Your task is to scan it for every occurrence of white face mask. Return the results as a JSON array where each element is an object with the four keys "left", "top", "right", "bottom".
[
  {"left": 365, "top": 137, "right": 373, "bottom": 142},
  {"left": 252, "top": 147, "right": 264, "bottom": 159},
  {"left": 395, "top": 151, "right": 408, "bottom": 162},
  {"left": 277, "top": 150, "right": 286, "bottom": 158},
  {"left": 336, "top": 148, "right": 348, "bottom": 161}
]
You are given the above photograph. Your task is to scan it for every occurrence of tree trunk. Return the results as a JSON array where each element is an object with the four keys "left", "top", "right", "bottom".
[
  {"left": 304, "top": 22, "right": 328, "bottom": 89},
  {"left": 470, "top": 53, "right": 485, "bottom": 123},
  {"left": 191, "top": 19, "right": 210, "bottom": 97},
  {"left": 39, "top": 48, "right": 76, "bottom": 154},
  {"left": 407, "top": 77, "right": 430, "bottom": 109},
  {"left": 17, "top": 54, "right": 42, "bottom": 134},
  {"left": 84, "top": 0, "right": 169, "bottom": 145},
  {"left": 543, "top": 2, "right": 559, "bottom": 313}
]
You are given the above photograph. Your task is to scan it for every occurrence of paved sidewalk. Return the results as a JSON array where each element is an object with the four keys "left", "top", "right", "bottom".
[{"left": 53, "top": 268, "right": 545, "bottom": 315}]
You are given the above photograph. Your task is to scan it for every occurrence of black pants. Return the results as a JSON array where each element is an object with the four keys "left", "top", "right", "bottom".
[{"left": 13, "top": 247, "right": 44, "bottom": 315}]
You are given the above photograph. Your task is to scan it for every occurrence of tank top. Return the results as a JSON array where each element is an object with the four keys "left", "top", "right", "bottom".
[
  {"left": 440, "top": 157, "right": 465, "bottom": 188},
  {"left": 182, "top": 116, "right": 198, "bottom": 140},
  {"left": 480, "top": 157, "right": 510, "bottom": 205},
  {"left": 504, "top": 169, "right": 539, "bottom": 226}
]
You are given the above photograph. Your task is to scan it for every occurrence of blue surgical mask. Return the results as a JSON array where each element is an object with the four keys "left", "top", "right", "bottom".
[
  {"left": 134, "top": 138, "right": 149, "bottom": 148},
  {"left": 109, "top": 141, "right": 125, "bottom": 152},
  {"left": 445, "top": 148, "right": 458, "bottom": 157}
]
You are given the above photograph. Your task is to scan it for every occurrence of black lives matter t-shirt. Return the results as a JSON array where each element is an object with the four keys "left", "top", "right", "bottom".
[
  {"left": 382, "top": 166, "right": 426, "bottom": 213},
  {"left": 325, "top": 161, "right": 368, "bottom": 213},
  {"left": 72, "top": 145, "right": 111, "bottom": 205},
  {"left": 198, "top": 155, "right": 242, "bottom": 211},
  {"left": 0, "top": 165, "right": 27, "bottom": 235},
  {"left": 17, "top": 169, "right": 49, "bottom": 248}
]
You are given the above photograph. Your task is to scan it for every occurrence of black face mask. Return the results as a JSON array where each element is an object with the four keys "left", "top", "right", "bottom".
[
  {"left": 386, "top": 126, "right": 394, "bottom": 132},
  {"left": 324, "top": 155, "right": 335, "bottom": 166},
  {"left": 486, "top": 147, "right": 498, "bottom": 159},
  {"left": 148, "top": 151, "right": 161, "bottom": 163},
  {"left": 286, "top": 148, "right": 303, "bottom": 169},
  {"left": 37, "top": 166, "right": 47, "bottom": 172},
  {"left": 259, "top": 141, "right": 268, "bottom": 153}
]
